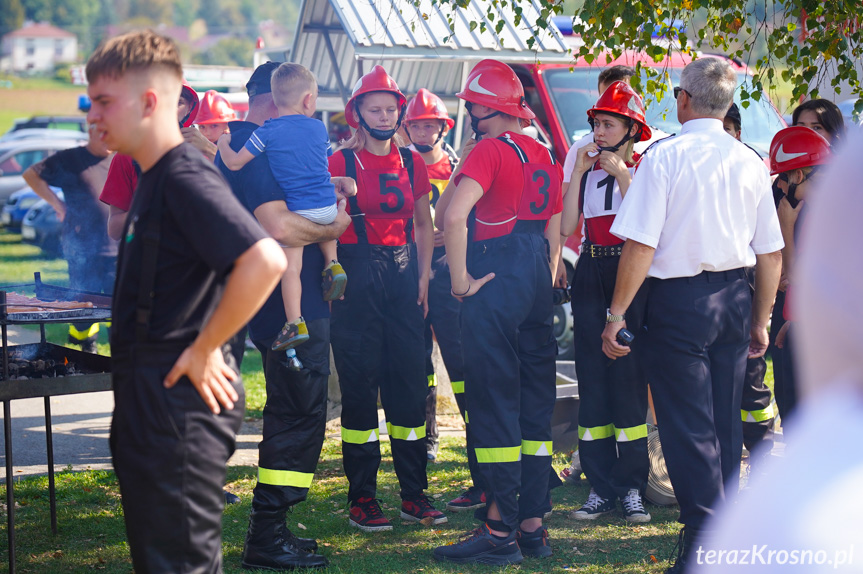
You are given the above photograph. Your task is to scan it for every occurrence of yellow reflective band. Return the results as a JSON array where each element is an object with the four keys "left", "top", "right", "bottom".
[
  {"left": 521, "top": 440, "right": 553, "bottom": 456},
  {"left": 428, "top": 374, "right": 437, "bottom": 387},
  {"left": 614, "top": 424, "right": 648, "bottom": 442},
  {"left": 69, "top": 323, "right": 100, "bottom": 340},
  {"left": 451, "top": 380, "right": 465, "bottom": 394},
  {"left": 464, "top": 410, "right": 469, "bottom": 424},
  {"left": 578, "top": 424, "right": 614, "bottom": 441},
  {"left": 386, "top": 422, "right": 426, "bottom": 441},
  {"left": 475, "top": 446, "right": 521, "bottom": 463},
  {"left": 741, "top": 404, "right": 776, "bottom": 423},
  {"left": 258, "top": 467, "right": 314, "bottom": 489},
  {"left": 341, "top": 427, "right": 379, "bottom": 444}
]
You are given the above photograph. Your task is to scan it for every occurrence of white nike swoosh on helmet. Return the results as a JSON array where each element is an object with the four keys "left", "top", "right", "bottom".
[
  {"left": 469, "top": 74, "right": 498, "bottom": 97},
  {"left": 775, "top": 145, "right": 807, "bottom": 163}
]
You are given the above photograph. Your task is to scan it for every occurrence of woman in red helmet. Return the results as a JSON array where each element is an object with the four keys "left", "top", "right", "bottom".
[
  {"left": 433, "top": 59, "right": 562, "bottom": 565},
  {"left": 769, "top": 126, "right": 831, "bottom": 420},
  {"left": 561, "top": 81, "right": 653, "bottom": 524},
  {"left": 327, "top": 65, "right": 445, "bottom": 532}
]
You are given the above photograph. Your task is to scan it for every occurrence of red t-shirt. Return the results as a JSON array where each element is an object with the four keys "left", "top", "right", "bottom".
[
  {"left": 329, "top": 146, "right": 431, "bottom": 246},
  {"left": 456, "top": 132, "right": 563, "bottom": 241},
  {"left": 99, "top": 153, "right": 138, "bottom": 211}
]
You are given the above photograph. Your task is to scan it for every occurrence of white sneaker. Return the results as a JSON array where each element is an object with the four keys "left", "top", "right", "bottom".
[{"left": 621, "top": 488, "right": 651, "bottom": 523}]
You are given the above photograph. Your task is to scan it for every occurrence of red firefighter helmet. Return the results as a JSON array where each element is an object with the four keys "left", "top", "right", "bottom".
[
  {"left": 769, "top": 126, "right": 831, "bottom": 175},
  {"left": 195, "top": 90, "right": 237, "bottom": 125},
  {"left": 345, "top": 65, "right": 406, "bottom": 128},
  {"left": 180, "top": 81, "right": 199, "bottom": 127},
  {"left": 456, "top": 59, "right": 535, "bottom": 120},
  {"left": 587, "top": 81, "right": 652, "bottom": 142},
  {"left": 405, "top": 88, "right": 454, "bottom": 129}
]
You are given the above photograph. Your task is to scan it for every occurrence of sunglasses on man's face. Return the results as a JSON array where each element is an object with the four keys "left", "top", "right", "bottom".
[{"left": 673, "top": 87, "right": 692, "bottom": 99}]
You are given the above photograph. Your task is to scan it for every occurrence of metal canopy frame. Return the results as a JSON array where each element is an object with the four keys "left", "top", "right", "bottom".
[{"left": 291, "top": 0, "right": 573, "bottom": 139}]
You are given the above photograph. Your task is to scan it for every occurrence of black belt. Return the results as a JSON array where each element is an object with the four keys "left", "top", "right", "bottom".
[{"left": 583, "top": 242, "right": 623, "bottom": 258}]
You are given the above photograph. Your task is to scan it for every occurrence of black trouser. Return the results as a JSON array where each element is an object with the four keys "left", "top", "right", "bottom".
[
  {"left": 768, "top": 290, "right": 797, "bottom": 420},
  {"left": 741, "top": 268, "right": 774, "bottom": 456},
  {"left": 331, "top": 243, "right": 428, "bottom": 502},
  {"left": 571, "top": 252, "right": 649, "bottom": 501},
  {"left": 461, "top": 232, "right": 556, "bottom": 531},
  {"left": 110, "top": 343, "right": 244, "bottom": 573},
  {"left": 646, "top": 270, "right": 750, "bottom": 531},
  {"left": 250, "top": 318, "right": 330, "bottom": 513},
  {"left": 741, "top": 356, "right": 775, "bottom": 456},
  {"left": 423, "top": 313, "right": 438, "bottom": 449}
]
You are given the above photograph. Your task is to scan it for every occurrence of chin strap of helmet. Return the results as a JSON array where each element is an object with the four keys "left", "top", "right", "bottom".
[
  {"left": 594, "top": 118, "right": 643, "bottom": 153},
  {"left": 466, "top": 102, "right": 502, "bottom": 137},
  {"left": 356, "top": 104, "right": 407, "bottom": 141},
  {"left": 405, "top": 123, "right": 446, "bottom": 153}
]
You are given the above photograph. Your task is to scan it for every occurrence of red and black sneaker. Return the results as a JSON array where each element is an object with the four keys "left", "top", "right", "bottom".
[
  {"left": 517, "top": 525, "right": 553, "bottom": 558},
  {"left": 349, "top": 497, "right": 392, "bottom": 532},
  {"left": 400, "top": 494, "right": 448, "bottom": 525},
  {"left": 446, "top": 487, "right": 487, "bottom": 512}
]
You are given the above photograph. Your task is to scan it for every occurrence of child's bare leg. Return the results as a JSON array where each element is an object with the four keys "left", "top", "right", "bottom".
[
  {"left": 319, "top": 239, "right": 338, "bottom": 263},
  {"left": 281, "top": 246, "right": 304, "bottom": 322}
]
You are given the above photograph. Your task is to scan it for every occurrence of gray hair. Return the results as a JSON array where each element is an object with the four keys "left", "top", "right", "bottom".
[{"left": 680, "top": 58, "right": 736, "bottom": 118}]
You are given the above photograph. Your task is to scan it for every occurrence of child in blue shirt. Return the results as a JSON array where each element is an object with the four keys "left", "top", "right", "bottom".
[{"left": 219, "top": 63, "right": 346, "bottom": 351}]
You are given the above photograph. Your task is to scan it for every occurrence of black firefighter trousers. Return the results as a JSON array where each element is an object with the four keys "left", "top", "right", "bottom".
[
  {"left": 110, "top": 343, "right": 243, "bottom": 574},
  {"left": 250, "top": 318, "right": 330, "bottom": 513},
  {"left": 571, "top": 252, "right": 649, "bottom": 501},
  {"left": 461, "top": 232, "right": 557, "bottom": 531},
  {"left": 331, "top": 243, "right": 429, "bottom": 502}
]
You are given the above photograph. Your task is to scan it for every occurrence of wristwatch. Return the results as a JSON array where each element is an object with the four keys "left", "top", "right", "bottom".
[{"left": 606, "top": 308, "right": 625, "bottom": 323}]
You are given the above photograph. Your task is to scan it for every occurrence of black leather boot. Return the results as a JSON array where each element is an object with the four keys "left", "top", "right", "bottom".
[
  {"left": 242, "top": 509, "right": 328, "bottom": 570},
  {"left": 665, "top": 526, "right": 698, "bottom": 573}
]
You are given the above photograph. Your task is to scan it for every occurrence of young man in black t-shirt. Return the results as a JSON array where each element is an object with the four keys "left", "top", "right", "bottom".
[
  {"left": 85, "top": 30, "right": 286, "bottom": 572},
  {"left": 23, "top": 127, "right": 115, "bottom": 351}
]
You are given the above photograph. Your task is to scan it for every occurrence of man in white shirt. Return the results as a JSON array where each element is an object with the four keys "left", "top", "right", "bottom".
[{"left": 598, "top": 57, "right": 783, "bottom": 573}]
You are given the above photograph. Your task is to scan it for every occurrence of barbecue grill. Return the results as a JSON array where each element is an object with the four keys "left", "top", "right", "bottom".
[{"left": 1, "top": 272, "right": 112, "bottom": 574}]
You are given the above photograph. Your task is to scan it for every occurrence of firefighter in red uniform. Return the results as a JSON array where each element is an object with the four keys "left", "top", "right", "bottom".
[
  {"left": 327, "top": 66, "right": 446, "bottom": 532},
  {"left": 433, "top": 59, "right": 562, "bottom": 565},
  {"left": 561, "top": 82, "right": 652, "bottom": 523}
]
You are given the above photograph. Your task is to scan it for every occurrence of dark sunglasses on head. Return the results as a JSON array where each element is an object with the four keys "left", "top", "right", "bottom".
[{"left": 673, "top": 86, "right": 692, "bottom": 99}]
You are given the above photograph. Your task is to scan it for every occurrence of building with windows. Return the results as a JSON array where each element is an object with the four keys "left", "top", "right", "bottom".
[{"left": 1, "top": 22, "right": 78, "bottom": 73}]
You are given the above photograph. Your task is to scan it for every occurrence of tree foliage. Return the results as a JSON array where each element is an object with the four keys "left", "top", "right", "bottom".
[{"left": 428, "top": 0, "right": 863, "bottom": 112}]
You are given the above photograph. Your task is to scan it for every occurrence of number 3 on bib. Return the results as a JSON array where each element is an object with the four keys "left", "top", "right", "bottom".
[{"left": 518, "top": 164, "right": 560, "bottom": 220}]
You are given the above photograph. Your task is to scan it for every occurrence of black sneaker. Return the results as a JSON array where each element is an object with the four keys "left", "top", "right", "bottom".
[
  {"left": 571, "top": 488, "right": 615, "bottom": 520},
  {"left": 446, "top": 486, "right": 486, "bottom": 512},
  {"left": 349, "top": 497, "right": 392, "bottom": 532},
  {"left": 621, "top": 488, "right": 651, "bottom": 523},
  {"left": 400, "top": 494, "right": 447, "bottom": 525},
  {"left": 433, "top": 524, "right": 523, "bottom": 565},
  {"left": 517, "top": 525, "right": 553, "bottom": 558}
]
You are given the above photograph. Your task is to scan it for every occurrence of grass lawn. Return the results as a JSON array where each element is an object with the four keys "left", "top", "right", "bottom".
[
  {"left": 1, "top": 227, "right": 779, "bottom": 572},
  {"left": 0, "top": 75, "right": 84, "bottom": 135},
  {"left": 1, "top": 438, "right": 684, "bottom": 573}
]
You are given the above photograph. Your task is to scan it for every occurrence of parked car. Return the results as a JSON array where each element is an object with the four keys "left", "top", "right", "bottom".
[
  {"left": 1, "top": 188, "right": 62, "bottom": 230},
  {"left": 507, "top": 51, "right": 787, "bottom": 357},
  {"left": 0, "top": 138, "right": 85, "bottom": 203},
  {"left": 7, "top": 115, "right": 87, "bottom": 134},
  {"left": 0, "top": 128, "right": 89, "bottom": 143},
  {"left": 20, "top": 198, "right": 63, "bottom": 257}
]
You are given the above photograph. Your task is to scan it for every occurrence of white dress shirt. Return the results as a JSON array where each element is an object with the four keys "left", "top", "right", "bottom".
[{"left": 610, "top": 118, "right": 783, "bottom": 279}]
